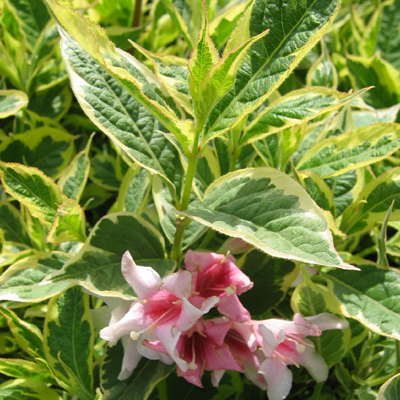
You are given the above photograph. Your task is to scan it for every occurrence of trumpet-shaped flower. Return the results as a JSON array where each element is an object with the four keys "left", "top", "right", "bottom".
[
  {"left": 100, "top": 251, "right": 219, "bottom": 374},
  {"left": 253, "top": 313, "right": 349, "bottom": 400},
  {"left": 144, "top": 318, "right": 244, "bottom": 387},
  {"left": 184, "top": 251, "right": 253, "bottom": 322}
]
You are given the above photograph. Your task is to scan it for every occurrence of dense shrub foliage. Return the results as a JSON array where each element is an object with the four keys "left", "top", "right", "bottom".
[{"left": 0, "top": 0, "right": 400, "bottom": 399}]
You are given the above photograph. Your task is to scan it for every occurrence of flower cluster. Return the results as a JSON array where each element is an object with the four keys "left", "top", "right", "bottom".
[{"left": 100, "top": 250, "right": 348, "bottom": 400}]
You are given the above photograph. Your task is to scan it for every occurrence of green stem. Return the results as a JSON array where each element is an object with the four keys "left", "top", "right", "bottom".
[
  {"left": 310, "top": 382, "right": 323, "bottom": 400},
  {"left": 171, "top": 152, "right": 199, "bottom": 263}
]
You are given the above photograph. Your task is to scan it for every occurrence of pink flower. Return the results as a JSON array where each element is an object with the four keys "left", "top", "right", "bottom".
[
  {"left": 209, "top": 318, "right": 266, "bottom": 389},
  {"left": 100, "top": 251, "right": 219, "bottom": 374},
  {"left": 253, "top": 313, "right": 349, "bottom": 400},
  {"left": 184, "top": 251, "right": 253, "bottom": 322},
  {"left": 145, "top": 318, "right": 244, "bottom": 387}
]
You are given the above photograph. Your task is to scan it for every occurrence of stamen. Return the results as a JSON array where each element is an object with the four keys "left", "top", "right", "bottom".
[
  {"left": 130, "top": 331, "right": 140, "bottom": 340},
  {"left": 220, "top": 251, "right": 230, "bottom": 264},
  {"left": 225, "top": 284, "right": 236, "bottom": 296}
]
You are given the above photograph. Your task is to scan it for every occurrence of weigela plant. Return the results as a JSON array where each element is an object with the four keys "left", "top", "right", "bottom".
[{"left": 0, "top": 0, "right": 400, "bottom": 399}]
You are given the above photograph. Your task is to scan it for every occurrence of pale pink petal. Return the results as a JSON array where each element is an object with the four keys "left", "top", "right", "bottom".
[
  {"left": 294, "top": 344, "right": 328, "bottom": 382},
  {"left": 259, "top": 358, "right": 292, "bottom": 400},
  {"left": 258, "top": 324, "right": 282, "bottom": 357},
  {"left": 305, "top": 313, "right": 349, "bottom": 331},
  {"left": 121, "top": 251, "right": 161, "bottom": 299},
  {"left": 176, "top": 296, "right": 220, "bottom": 332},
  {"left": 153, "top": 323, "right": 187, "bottom": 372},
  {"left": 99, "top": 301, "right": 146, "bottom": 342},
  {"left": 211, "top": 370, "right": 225, "bottom": 387},
  {"left": 185, "top": 250, "right": 225, "bottom": 272},
  {"left": 233, "top": 321, "right": 258, "bottom": 352},
  {"left": 118, "top": 336, "right": 142, "bottom": 380},
  {"left": 217, "top": 294, "right": 250, "bottom": 322},
  {"left": 138, "top": 340, "right": 173, "bottom": 365},
  {"left": 162, "top": 269, "right": 193, "bottom": 299}
]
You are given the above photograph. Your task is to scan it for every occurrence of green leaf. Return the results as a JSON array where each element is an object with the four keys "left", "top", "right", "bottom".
[
  {"left": 44, "top": 286, "right": 94, "bottom": 400},
  {"left": 181, "top": 168, "right": 355, "bottom": 269},
  {"left": 340, "top": 168, "right": 400, "bottom": 236},
  {"left": 116, "top": 167, "right": 151, "bottom": 214},
  {"left": 47, "top": 212, "right": 170, "bottom": 299},
  {"left": 0, "top": 305, "right": 45, "bottom": 359},
  {"left": 90, "top": 154, "right": 121, "bottom": 192},
  {"left": 0, "top": 162, "right": 67, "bottom": 228},
  {"left": 0, "top": 202, "right": 32, "bottom": 247},
  {"left": 292, "top": 268, "right": 351, "bottom": 366},
  {"left": 0, "top": 127, "right": 75, "bottom": 179},
  {"left": 242, "top": 87, "right": 368, "bottom": 145},
  {"left": 0, "top": 252, "right": 71, "bottom": 302},
  {"left": 325, "top": 169, "right": 365, "bottom": 217},
  {"left": 201, "top": 0, "right": 341, "bottom": 144},
  {"left": 27, "top": 84, "right": 72, "bottom": 121},
  {"left": 160, "top": 0, "right": 195, "bottom": 49},
  {"left": 353, "top": 104, "right": 400, "bottom": 129},
  {"left": 376, "top": 0, "right": 400, "bottom": 70},
  {"left": 209, "top": 1, "right": 250, "bottom": 49},
  {"left": 239, "top": 250, "right": 298, "bottom": 316},
  {"left": 6, "top": 0, "right": 51, "bottom": 50},
  {"left": 297, "top": 123, "right": 400, "bottom": 177},
  {"left": 59, "top": 28, "right": 183, "bottom": 195},
  {"left": 57, "top": 133, "right": 93, "bottom": 201},
  {"left": 326, "top": 262, "right": 400, "bottom": 340},
  {"left": 46, "top": 199, "right": 86, "bottom": 244},
  {"left": 306, "top": 41, "right": 337, "bottom": 89},
  {"left": 0, "top": 358, "right": 54, "bottom": 382},
  {"left": 378, "top": 373, "right": 400, "bottom": 400},
  {"left": 193, "top": 22, "right": 269, "bottom": 132},
  {"left": 153, "top": 176, "right": 207, "bottom": 248},
  {"left": 45, "top": 0, "right": 194, "bottom": 154},
  {"left": 188, "top": 2, "right": 219, "bottom": 104},
  {"left": 100, "top": 341, "right": 174, "bottom": 400},
  {"left": 131, "top": 44, "right": 193, "bottom": 116},
  {"left": 0, "top": 90, "right": 28, "bottom": 118},
  {"left": 79, "top": 184, "right": 114, "bottom": 211},
  {"left": 0, "top": 379, "right": 61, "bottom": 400},
  {"left": 377, "top": 201, "right": 395, "bottom": 267},
  {"left": 296, "top": 171, "right": 335, "bottom": 215},
  {"left": 347, "top": 53, "right": 400, "bottom": 109}
]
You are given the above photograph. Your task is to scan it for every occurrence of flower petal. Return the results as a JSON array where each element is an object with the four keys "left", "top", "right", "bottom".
[
  {"left": 211, "top": 370, "right": 225, "bottom": 387},
  {"left": 121, "top": 251, "right": 161, "bottom": 299},
  {"left": 295, "top": 345, "right": 329, "bottom": 382},
  {"left": 162, "top": 269, "right": 193, "bottom": 299},
  {"left": 153, "top": 323, "right": 186, "bottom": 372},
  {"left": 204, "top": 318, "right": 232, "bottom": 347},
  {"left": 118, "top": 335, "right": 142, "bottom": 380},
  {"left": 258, "top": 324, "right": 282, "bottom": 357},
  {"left": 175, "top": 296, "right": 219, "bottom": 332},
  {"left": 99, "top": 301, "right": 145, "bottom": 343},
  {"left": 185, "top": 250, "right": 224, "bottom": 272},
  {"left": 138, "top": 339, "right": 174, "bottom": 365},
  {"left": 305, "top": 313, "right": 349, "bottom": 331},
  {"left": 259, "top": 358, "right": 292, "bottom": 400},
  {"left": 217, "top": 294, "right": 251, "bottom": 322}
]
